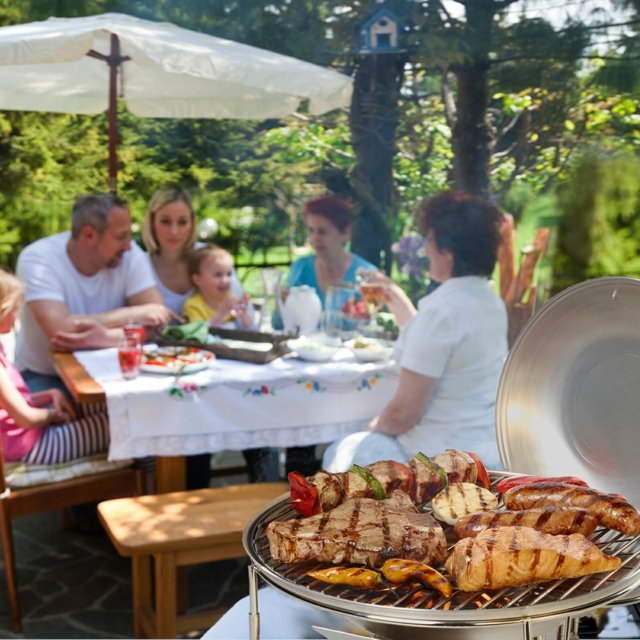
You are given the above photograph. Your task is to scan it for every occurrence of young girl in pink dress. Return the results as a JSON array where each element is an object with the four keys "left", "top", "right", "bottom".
[{"left": 0, "top": 270, "right": 109, "bottom": 464}]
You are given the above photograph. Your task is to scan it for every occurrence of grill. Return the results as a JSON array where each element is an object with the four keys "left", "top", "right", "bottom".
[{"left": 243, "top": 472, "right": 640, "bottom": 640}]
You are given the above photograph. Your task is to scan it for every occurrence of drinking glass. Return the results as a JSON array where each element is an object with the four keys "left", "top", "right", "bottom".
[
  {"left": 355, "top": 268, "right": 385, "bottom": 332},
  {"left": 324, "top": 283, "right": 362, "bottom": 340},
  {"left": 118, "top": 334, "right": 142, "bottom": 380},
  {"left": 124, "top": 322, "right": 145, "bottom": 348}
]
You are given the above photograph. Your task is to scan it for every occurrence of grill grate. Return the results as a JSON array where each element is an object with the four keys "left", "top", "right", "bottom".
[{"left": 245, "top": 473, "right": 640, "bottom": 620}]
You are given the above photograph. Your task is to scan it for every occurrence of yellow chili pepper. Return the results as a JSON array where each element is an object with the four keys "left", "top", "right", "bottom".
[
  {"left": 307, "top": 566, "right": 381, "bottom": 589},
  {"left": 380, "top": 558, "right": 452, "bottom": 598}
]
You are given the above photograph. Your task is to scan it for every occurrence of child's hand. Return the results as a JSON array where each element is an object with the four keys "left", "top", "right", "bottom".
[
  {"left": 49, "top": 388, "right": 76, "bottom": 422},
  {"left": 209, "top": 296, "right": 238, "bottom": 327},
  {"left": 232, "top": 294, "right": 253, "bottom": 328}
]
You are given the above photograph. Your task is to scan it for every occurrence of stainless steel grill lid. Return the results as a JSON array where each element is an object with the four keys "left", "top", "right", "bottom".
[{"left": 496, "top": 277, "right": 640, "bottom": 506}]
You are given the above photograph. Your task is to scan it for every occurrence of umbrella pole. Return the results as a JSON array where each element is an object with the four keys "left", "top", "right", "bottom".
[
  {"left": 108, "top": 34, "right": 120, "bottom": 194},
  {"left": 87, "top": 35, "right": 130, "bottom": 194}
]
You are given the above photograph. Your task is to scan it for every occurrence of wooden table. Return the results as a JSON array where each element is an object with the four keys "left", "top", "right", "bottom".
[{"left": 52, "top": 352, "right": 186, "bottom": 493}]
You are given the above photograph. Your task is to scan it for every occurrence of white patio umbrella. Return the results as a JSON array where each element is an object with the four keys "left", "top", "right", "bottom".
[{"left": 0, "top": 12, "right": 352, "bottom": 191}]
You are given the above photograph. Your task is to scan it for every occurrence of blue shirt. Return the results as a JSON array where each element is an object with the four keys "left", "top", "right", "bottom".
[{"left": 287, "top": 253, "right": 377, "bottom": 307}]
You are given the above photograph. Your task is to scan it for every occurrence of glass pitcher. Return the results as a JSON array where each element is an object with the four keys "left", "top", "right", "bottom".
[
  {"left": 258, "top": 268, "right": 283, "bottom": 332},
  {"left": 323, "top": 283, "right": 363, "bottom": 340}
]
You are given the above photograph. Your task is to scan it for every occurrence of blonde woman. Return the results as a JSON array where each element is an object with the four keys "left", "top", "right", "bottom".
[
  {"left": 141, "top": 186, "right": 199, "bottom": 315},
  {"left": 142, "top": 186, "right": 279, "bottom": 486}
]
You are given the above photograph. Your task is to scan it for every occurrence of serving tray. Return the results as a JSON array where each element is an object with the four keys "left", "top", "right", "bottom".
[{"left": 158, "top": 327, "right": 292, "bottom": 364}]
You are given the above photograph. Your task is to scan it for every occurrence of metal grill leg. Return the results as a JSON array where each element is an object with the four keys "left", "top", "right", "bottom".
[{"left": 248, "top": 564, "right": 260, "bottom": 640}]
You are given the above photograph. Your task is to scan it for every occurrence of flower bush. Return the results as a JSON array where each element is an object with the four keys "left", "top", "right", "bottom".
[{"left": 391, "top": 232, "right": 430, "bottom": 303}]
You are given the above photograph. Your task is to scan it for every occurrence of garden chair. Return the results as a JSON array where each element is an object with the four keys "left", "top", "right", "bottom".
[
  {"left": 498, "top": 215, "right": 550, "bottom": 348},
  {"left": 0, "top": 440, "right": 145, "bottom": 633}
]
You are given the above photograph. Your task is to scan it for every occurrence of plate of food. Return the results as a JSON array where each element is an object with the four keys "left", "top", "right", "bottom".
[
  {"left": 140, "top": 345, "right": 214, "bottom": 374},
  {"left": 288, "top": 335, "right": 342, "bottom": 362},
  {"left": 344, "top": 336, "right": 394, "bottom": 363}
]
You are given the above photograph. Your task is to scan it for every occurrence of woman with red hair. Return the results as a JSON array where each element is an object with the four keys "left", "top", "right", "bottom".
[{"left": 282, "top": 194, "right": 377, "bottom": 476}]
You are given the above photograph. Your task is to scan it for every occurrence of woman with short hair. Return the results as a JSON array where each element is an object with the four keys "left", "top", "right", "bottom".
[{"left": 323, "top": 190, "right": 508, "bottom": 472}]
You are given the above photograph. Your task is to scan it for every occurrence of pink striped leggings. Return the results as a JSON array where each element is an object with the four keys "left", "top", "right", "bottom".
[{"left": 21, "top": 412, "right": 110, "bottom": 465}]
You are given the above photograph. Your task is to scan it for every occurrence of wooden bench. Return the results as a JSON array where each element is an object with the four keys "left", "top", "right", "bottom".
[{"left": 98, "top": 482, "right": 288, "bottom": 639}]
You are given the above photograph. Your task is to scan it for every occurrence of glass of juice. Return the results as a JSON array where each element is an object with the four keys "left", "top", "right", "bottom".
[
  {"left": 118, "top": 334, "right": 142, "bottom": 380},
  {"left": 124, "top": 322, "right": 145, "bottom": 348},
  {"left": 356, "top": 268, "right": 386, "bottom": 331}
]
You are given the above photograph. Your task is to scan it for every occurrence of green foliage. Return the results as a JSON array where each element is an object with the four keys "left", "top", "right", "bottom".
[
  {"left": 1, "top": 0, "right": 640, "bottom": 289},
  {"left": 552, "top": 151, "right": 640, "bottom": 292}
]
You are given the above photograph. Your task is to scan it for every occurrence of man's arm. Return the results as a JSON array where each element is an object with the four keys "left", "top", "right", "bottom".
[
  {"left": 35, "top": 286, "right": 179, "bottom": 352},
  {"left": 29, "top": 286, "right": 175, "bottom": 337}
]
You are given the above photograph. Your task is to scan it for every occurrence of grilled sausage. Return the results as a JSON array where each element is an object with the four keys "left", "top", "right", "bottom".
[
  {"left": 445, "top": 526, "right": 621, "bottom": 591},
  {"left": 503, "top": 483, "right": 640, "bottom": 536},
  {"left": 453, "top": 506, "right": 599, "bottom": 539}
]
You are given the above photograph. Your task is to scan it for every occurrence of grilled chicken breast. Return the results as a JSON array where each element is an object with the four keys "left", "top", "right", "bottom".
[
  {"left": 267, "top": 490, "right": 447, "bottom": 567},
  {"left": 453, "top": 506, "right": 599, "bottom": 539},
  {"left": 445, "top": 526, "right": 621, "bottom": 591},
  {"left": 503, "top": 483, "right": 640, "bottom": 536}
]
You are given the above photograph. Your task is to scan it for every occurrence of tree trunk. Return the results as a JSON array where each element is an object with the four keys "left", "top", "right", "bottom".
[
  {"left": 451, "top": 0, "right": 509, "bottom": 198},
  {"left": 348, "top": 53, "right": 405, "bottom": 271}
]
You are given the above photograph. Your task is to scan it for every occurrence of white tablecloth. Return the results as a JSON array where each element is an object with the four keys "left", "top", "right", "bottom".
[{"left": 74, "top": 347, "right": 400, "bottom": 461}]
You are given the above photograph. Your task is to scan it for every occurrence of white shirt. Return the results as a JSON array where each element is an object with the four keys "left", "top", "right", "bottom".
[
  {"left": 144, "top": 253, "right": 194, "bottom": 316},
  {"left": 15, "top": 232, "right": 156, "bottom": 375},
  {"left": 395, "top": 276, "right": 508, "bottom": 469}
]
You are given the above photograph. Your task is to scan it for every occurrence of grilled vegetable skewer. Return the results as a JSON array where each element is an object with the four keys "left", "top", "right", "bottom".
[{"left": 288, "top": 449, "right": 488, "bottom": 516}]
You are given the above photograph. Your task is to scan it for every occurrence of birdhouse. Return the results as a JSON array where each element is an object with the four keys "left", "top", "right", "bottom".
[{"left": 357, "top": 8, "right": 401, "bottom": 54}]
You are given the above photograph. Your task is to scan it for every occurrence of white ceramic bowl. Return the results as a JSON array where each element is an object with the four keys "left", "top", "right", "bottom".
[
  {"left": 288, "top": 336, "right": 341, "bottom": 362},
  {"left": 344, "top": 337, "right": 394, "bottom": 363}
]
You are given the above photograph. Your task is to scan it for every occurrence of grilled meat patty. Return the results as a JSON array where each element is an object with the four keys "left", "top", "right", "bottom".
[
  {"left": 453, "top": 506, "right": 599, "bottom": 539},
  {"left": 266, "top": 490, "right": 447, "bottom": 567},
  {"left": 503, "top": 483, "right": 640, "bottom": 536},
  {"left": 445, "top": 526, "right": 621, "bottom": 591}
]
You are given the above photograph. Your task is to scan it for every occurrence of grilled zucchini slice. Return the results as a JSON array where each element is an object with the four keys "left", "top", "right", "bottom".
[{"left": 431, "top": 482, "right": 498, "bottom": 525}]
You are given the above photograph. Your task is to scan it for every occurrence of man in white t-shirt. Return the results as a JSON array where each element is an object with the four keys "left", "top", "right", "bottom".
[{"left": 15, "top": 193, "right": 176, "bottom": 389}]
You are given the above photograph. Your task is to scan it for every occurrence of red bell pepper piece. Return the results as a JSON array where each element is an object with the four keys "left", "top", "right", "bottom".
[
  {"left": 465, "top": 451, "right": 491, "bottom": 489},
  {"left": 288, "top": 471, "right": 320, "bottom": 516},
  {"left": 495, "top": 475, "right": 589, "bottom": 494}
]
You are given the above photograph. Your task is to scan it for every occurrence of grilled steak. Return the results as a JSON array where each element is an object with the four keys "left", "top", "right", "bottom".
[
  {"left": 266, "top": 490, "right": 447, "bottom": 567},
  {"left": 445, "top": 526, "right": 621, "bottom": 591},
  {"left": 453, "top": 506, "right": 599, "bottom": 539},
  {"left": 503, "top": 483, "right": 640, "bottom": 536}
]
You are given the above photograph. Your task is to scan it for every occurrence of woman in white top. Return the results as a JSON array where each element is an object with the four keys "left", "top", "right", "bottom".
[
  {"left": 323, "top": 190, "right": 508, "bottom": 472},
  {"left": 141, "top": 186, "right": 279, "bottom": 487},
  {"left": 205, "top": 191, "right": 509, "bottom": 640}
]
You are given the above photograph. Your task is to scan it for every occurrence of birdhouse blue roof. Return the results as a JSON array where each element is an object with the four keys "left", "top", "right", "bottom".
[{"left": 357, "top": 8, "right": 401, "bottom": 54}]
